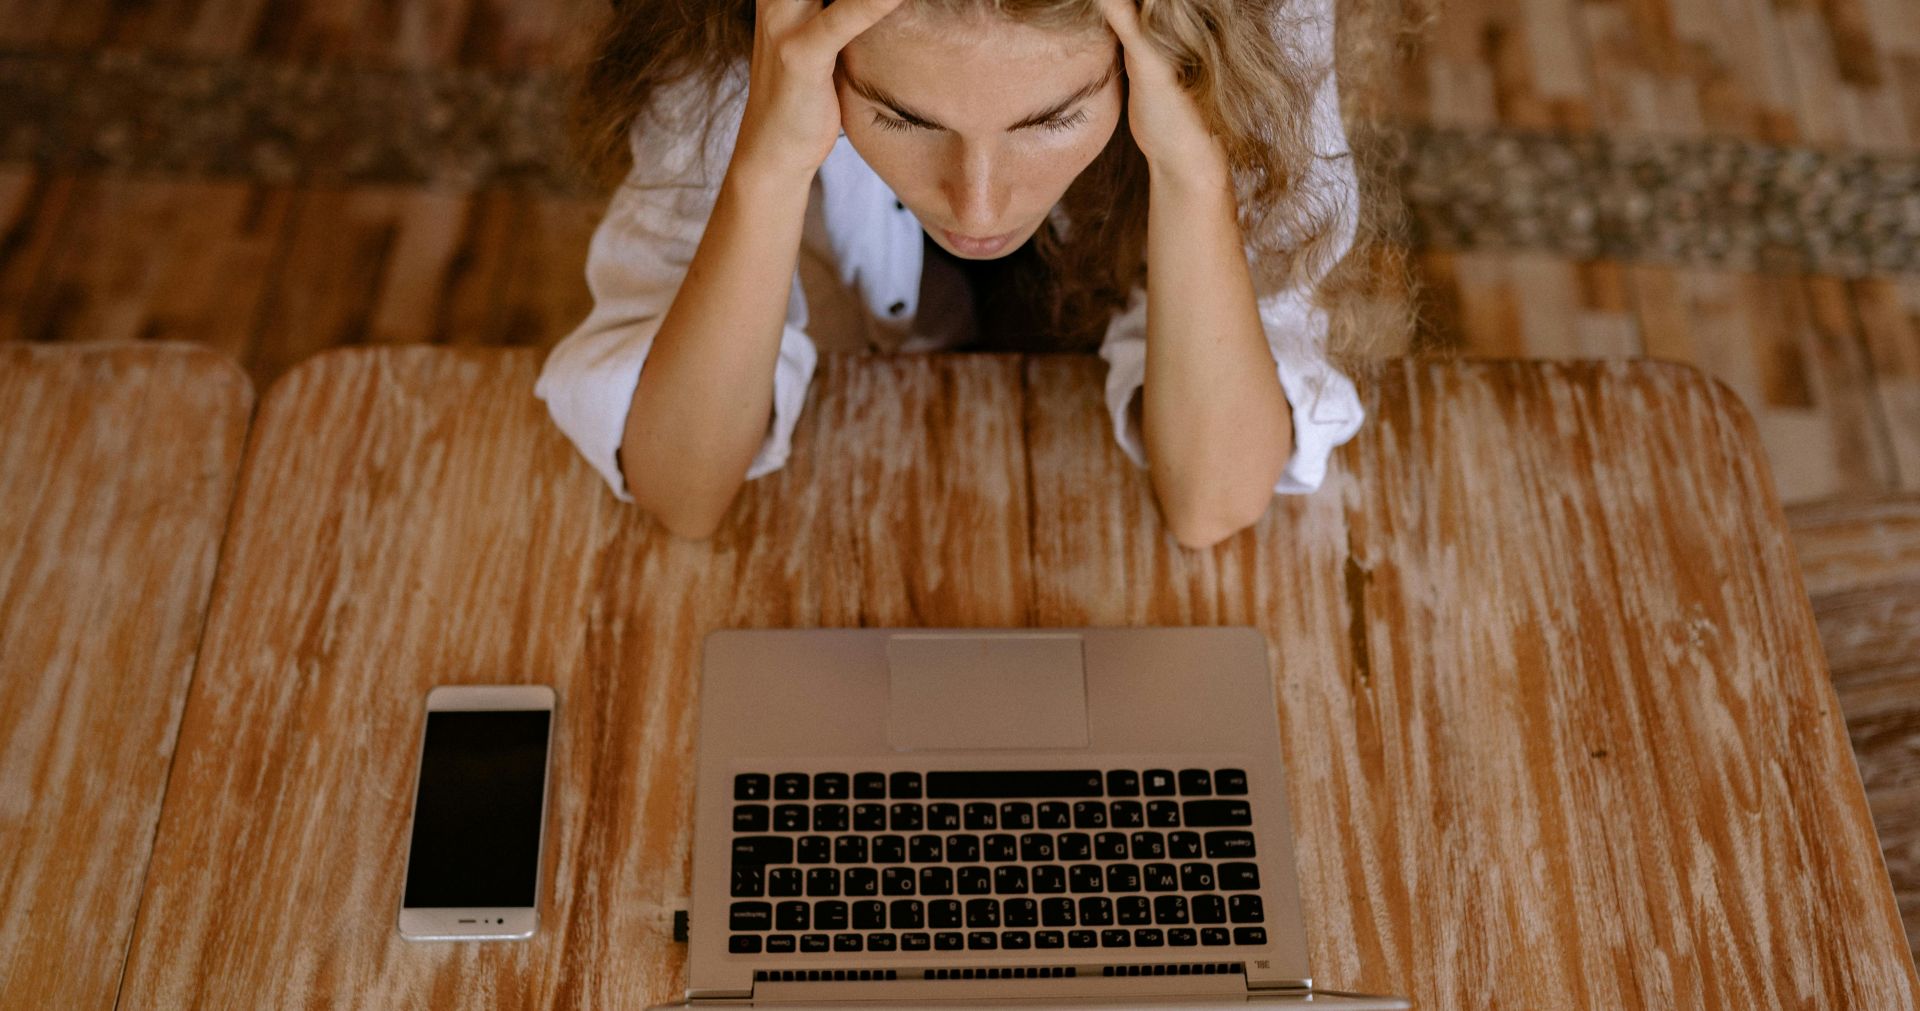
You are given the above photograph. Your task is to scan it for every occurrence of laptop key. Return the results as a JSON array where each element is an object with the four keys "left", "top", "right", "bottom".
[
  {"left": 935, "top": 932, "right": 964, "bottom": 950},
  {"left": 773, "top": 805, "right": 808, "bottom": 833},
  {"left": 1154, "top": 895, "right": 1190, "bottom": 924},
  {"left": 1036, "top": 929, "right": 1065, "bottom": 948},
  {"left": 769, "top": 868, "right": 803, "bottom": 897},
  {"left": 854, "top": 804, "right": 887, "bottom": 831},
  {"left": 1169, "top": 831, "right": 1203, "bottom": 859},
  {"left": 946, "top": 834, "right": 980, "bottom": 862},
  {"left": 882, "top": 867, "right": 916, "bottom": 896},
  {"left": 853, "top": 901, "right": 885, "bottom": 930},
  {"left": 967, "top": 931, "right": 998, "bottom": 950},
  {"left": 1101, "top": 928, "right": 1132, "bottom": 947},
  {"left": 1000, "top": 802, "right": 1035, "bottom": 830},
  {"left": 1002, "top": 930, "right": 1032, "bottom": 950},
  {"left": 844, "top": 868, "right": 878, "bottom": 896},
  {"left": 1130, "top": 831, "right": 1166, "bottom": 860},
  {"left": 815, "top": 901, "right": 848, "bottom": 930},
  {"left": 1204, "top": 831, "right": 1256, "bottom": 859},
  {"left": 1072, "top": 801, "right": 1108, "bottom": 829},
  {"left": 1143, "top": 863, "right": 1179, "bottom": 892},
  {"left": 1038, "top": 802, "right": 1071, "bottom": 828},
  {"left": 801, "top": 933, "right": 830, "bottom": 953},
  {"left": 927, "top": 803, "right": 961, "bottom": 830},
  {"left": 1020, "top": 833, "right": 1054, "bottom": 862},
  {"left": 812, "top": 804, "right": 849, "bottom": 832},
  {"left": 1078, "top": 896, "right": 1114, "bottom": 925},
  {"left": 1032, "top": 865, "right": 1066, "bottom": 893},
  {"left": 767, "top": 933, "right": 796, "bottom": 953},
  {"left": 1201, "top": 927, "right": 1230, "bottom": 946},
  {"left": 1192, "top": 895, "right": 1226, "bottom": 924},
  {"left": 1105, "top": 864, "right": 1141, "bottom": 892},
  {"left": 929, "top": 899, "right": 962, "bottom": 928},
  {"left": 1233, "top": 926, "right": 1268, "bottom": 946},
  {"left": 889, "top": 772, "right": 923, "bottom": 799},
  {"left": 774, "top": 774, "right": 809, "bottom": 800},
  {"left": 1068, "top": 865, "right": 1103, "bottom": 893},
  {"left": 730, "top": 902, "right": 772, "bottom": 931},
  {"left": 1110, "top": 802, "right": 1145, "bottom": 828},
  {"left": 1143, "top": 770, "right": 1176, "bottom": 796},
  {"left": 834, "top": 835, "right": 868, "bottom": 864},
  {"left": 1116, "top": 897, "right": 1151, "bottom": 924},
  {"left": 814, "top": 773, "right": 849, "bottom": 799},
  {"left": 1107, "top": 770, "right": 1140, "bottom": 796},
  {"left": 1147, "top": 801, "right": 1181, "bottom": 828},
  {"left": 868, "top": 932, "right": 897, "bottom": 952},
  {"left": 1059, "top": 833, "right": 1093, "bottom": 861},
  {"left": 733, "top": 836, "right": 793, "bottom": 867},
  {"left": 919, "top": 867, "right": 954, "bottom": 895},
  {"left": 872, "top": 835, "right": 906, "bottom": 863},
  {"left": 1214, "top": 769, "right": 1249, "bottom": 795},
  {"left": 889, "top": 803, "right": 924, "bottom": 831},
  {"left": 796, "top": 836, "right": 831, "bottom": 864},
  {"left": 1183, "top": 800, "right": 1252, "bottom": 827},
  {"left": 890, "top": 899, "right": 925, "bottom": 929},
  {"left": 909, "top": 834, "right": 943, "bottom": 863},
  {"left": 735, "top": 774, "right": 770, "bottom": 801},
  {"left": 901, "top": 932, "right": 932, "bottom": 951},
  {"left": 1005, "top": 898, "right": 1039, "bottom": 927},
  {"left": 1229, "top": 894, "right": 1265, "bottom": 923},
  {"left": 727, "top": 934, "right": 761, "bottom": 954},
  {"left": 1135, "top": 928, "right": 1165, "bottom": 947},
  {"left": 1180, "top": 863, "right": 1214, "bottom": 891},
  {"left": 1168, "top": 927, "right": 1197, "bottom": 946},
  {"left": 1178, "top": 769, "right": 1212, "bottom": 795},
  {"left": 965, "top": 898, "right": 1001, "bottom": 928},
  {"left": 964, "top": 803, "right": 997, "bottom": 830},
  {"left": 805, "top": 868, "right": 840, "bottom": 896},
  {"left": 833, "top": 932, "right": 863, "bottom": 952},
  {"left": 732, "top": 868, "right": 764, "bottom": 897},
  {"left": 1041, "top": 897, "right": 1076, "bottom": 926},
  {"left": 776, "top": 901, "right": 809, "bottom": 931},
  {"left": 734, "top": 805, "right": 770, "bottom": 832},
  {"left": 984, "top": 834, "right": 1019, "bottom": 862},
  {"left": 1094, "top": 833, "right": 1128, "bottom": 860},
  {"left": 1219, "top": 862, "right": 1261, "bottom": 890},
  {"left": 926, "top": 770, "right": 1102, "bottom": 798},
  {"left": 993, "top": 866, "right": 1029, "bottom": 894},
  {"left": 958, "top": 866, "right": 992, "bottom": 894},
  {"left": 1068, "top": 929, "right": 1099, "bottom": 948}
]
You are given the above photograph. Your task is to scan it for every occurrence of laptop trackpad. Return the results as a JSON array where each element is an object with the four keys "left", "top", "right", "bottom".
[{"left": 885, "top": 634, "right": 1090, "bottom": 751}]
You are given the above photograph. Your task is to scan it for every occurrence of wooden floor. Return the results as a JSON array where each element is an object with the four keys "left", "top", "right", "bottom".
[{"left": 0, "top": 0, "right": 1915, "bottom": 962}]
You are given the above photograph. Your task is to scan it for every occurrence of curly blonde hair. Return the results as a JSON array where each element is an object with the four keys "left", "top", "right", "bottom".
[{"left": 572, "top": 0, "right": 1412, "bottom": 369}]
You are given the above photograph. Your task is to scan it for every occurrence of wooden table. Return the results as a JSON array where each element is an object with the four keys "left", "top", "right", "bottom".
[
  {"left": 112, "top": 347, "right": 1918, "bottom": 1008},
  {"left": 0, "top": 343, "right": 253, "bottom": 1009}
]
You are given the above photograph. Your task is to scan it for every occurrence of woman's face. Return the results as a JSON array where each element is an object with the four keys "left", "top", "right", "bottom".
[{"left": 837, "top": 8, "right": 1122, "bottom": 259}]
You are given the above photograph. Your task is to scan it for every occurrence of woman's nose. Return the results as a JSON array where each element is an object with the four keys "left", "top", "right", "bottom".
[{"left": 942, "top": 146, "right": 1011, "bottom": 234}]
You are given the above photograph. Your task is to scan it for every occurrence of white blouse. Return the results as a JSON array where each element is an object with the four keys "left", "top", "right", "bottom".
[{"left": 536, "top": 2, "right": 1364, "bottom": 504}]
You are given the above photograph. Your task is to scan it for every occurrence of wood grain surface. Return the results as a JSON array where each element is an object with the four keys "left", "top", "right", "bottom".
[
  {"left": 0, "top": 342, "right": 253, "bottom": 1009},
  {"left": 116, "top": 348, "right": 1919, "bottom": 1008}
]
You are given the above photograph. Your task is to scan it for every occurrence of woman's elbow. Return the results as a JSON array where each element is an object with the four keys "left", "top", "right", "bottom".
[{"left": 1164, "top": 495, "right": 1270, "bottom": 550}]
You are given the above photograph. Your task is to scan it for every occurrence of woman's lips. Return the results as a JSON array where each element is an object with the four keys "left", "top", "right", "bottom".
[{"left": 941, "top": 227, "right": 1017, "bottom": 256}]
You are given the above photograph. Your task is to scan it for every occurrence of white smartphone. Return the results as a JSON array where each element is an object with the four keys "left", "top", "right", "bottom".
[{"left": 397, "top": 684, "right": 556, "bottom": 941}]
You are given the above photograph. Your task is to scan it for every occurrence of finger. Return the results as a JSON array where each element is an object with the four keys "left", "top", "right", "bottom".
[
  {"left": 1095, "top": 0, "right": 1145, "bottom": 47},
  {"left": 757, "top": 0, "right": 821, "bottom": 33},
  {"left": 802, "top": 0, "right": 908, "bottom": 49}
]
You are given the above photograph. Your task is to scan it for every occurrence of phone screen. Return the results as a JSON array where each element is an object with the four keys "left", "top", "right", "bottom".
[{"left": 402, "top": 709, "right": 552, "bottom": 909}]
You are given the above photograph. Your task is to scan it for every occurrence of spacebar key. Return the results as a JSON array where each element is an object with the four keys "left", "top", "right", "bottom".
[{"left": 927, "top": 770, "right": 1105, "bottom": 798}]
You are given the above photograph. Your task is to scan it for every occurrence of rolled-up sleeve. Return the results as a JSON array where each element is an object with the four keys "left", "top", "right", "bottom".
[
  {"left": 1095, "top": 0, "right": 1364, "bottom": 495},
  {"left": 534, "top": 74, "right": 818, "bottom": 503}
]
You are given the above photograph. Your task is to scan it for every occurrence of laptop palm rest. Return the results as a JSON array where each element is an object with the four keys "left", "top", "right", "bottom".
[{"left": 885, "top": 633, "right": 1089, "bottom": 751}]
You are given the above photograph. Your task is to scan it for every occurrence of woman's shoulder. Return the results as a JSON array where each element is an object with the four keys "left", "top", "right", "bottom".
[{"left": 624, "top": 60, "right": 752, "bottom": 186}]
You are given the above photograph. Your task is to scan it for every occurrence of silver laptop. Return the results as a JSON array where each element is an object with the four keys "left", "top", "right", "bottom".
[{"left": 660, "top": 627, "right": 1408, "bottom": 1008}]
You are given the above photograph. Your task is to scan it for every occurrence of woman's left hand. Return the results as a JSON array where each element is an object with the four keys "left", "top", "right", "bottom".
[{"left": 1097, "top": 0, "right": 1230, "bottom": 185}]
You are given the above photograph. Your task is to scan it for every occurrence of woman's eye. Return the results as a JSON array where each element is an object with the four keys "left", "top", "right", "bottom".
[
  {"left": 1038, "top": 109, "right": 1089, "bottom": 133},
  {"left": 872, "top": 112, "right": 921, "bottom": 133}
]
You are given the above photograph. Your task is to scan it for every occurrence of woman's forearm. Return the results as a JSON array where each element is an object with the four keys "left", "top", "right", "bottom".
[
  {"left": 1139, "top": 162, "right": 1294, "bottom": 548},
  {"left": 620, "top": 161, "right": 814, "bottom": 539}
]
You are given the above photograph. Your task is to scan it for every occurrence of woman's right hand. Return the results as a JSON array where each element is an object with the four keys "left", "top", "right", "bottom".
[{"left": 732, "top": 0, "right": 907, "bottom": 181}]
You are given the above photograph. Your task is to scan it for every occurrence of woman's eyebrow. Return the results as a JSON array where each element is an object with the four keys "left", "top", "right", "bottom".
[{"left": 847, "top": 61, "right": 1118, "bottom": 131}]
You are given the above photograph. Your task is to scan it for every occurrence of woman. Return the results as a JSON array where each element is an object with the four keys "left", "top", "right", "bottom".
[{"left": 538, "top": 0, "right": 1372, "bottom": 546}]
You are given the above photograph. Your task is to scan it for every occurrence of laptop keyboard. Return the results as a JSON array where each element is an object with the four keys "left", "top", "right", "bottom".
[{"left": 725, "top": 768, "right": 1267, "bottom": 957}]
